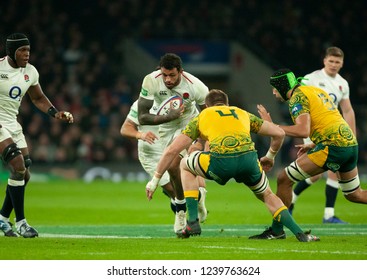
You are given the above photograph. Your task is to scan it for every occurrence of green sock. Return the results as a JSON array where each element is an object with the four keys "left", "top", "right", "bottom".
[
  {"left": 271, "top": 219, "right": 284, "bottom": 234},
  {"left": 273, "top": 208, "right": 303, "bottom": 235},
  {"left": 186, "top": 197, "right": 198, "bottom": 222}
]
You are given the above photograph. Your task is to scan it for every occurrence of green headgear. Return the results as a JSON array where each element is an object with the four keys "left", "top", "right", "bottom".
[{"left": 270, "top": 68, "right": 298, "bottom": 101}]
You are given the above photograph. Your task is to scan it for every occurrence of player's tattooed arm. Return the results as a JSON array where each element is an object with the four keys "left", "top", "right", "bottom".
[{"left": 137, "top": 97, "right": 178, "bottom": 125}]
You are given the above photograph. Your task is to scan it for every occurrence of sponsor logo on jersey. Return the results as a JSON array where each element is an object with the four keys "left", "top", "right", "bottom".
[
  {"left": 141, "top": 88, "right": 148, "bottom": 96},
  {"left": 291, "top": 104, "right": 302, "bottom": 115},
  {"left": 329, "top": 93, "right": 337, "bottom": 103},
  {"left": 0, "top": 74, "right": 8, "bottom": 79},
  {"left": 159, "top": 90, "right": 168, "bottom": 96}
]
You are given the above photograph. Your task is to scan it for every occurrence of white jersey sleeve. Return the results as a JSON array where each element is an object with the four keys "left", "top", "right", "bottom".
[
  {"left": 126, "top": 100, "right": 140, "bottom": 125},
  {"left": 139, "top": 72, "right": 158, "bottom": 101}
]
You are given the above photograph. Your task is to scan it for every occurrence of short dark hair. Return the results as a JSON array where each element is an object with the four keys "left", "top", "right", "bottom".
[
  {"left": 205, "top": 89, "right": 228, "bottom": 107},
  {"left": 159, "top": 53, "right": 183, "bottom": 71},
  {"left": 325, "top": 46, "right": 344, "bottom": 58}
]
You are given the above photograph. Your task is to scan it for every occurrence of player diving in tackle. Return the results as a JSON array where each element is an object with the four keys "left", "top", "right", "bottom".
[{"left": 146, "top": 89, "right": 319, "bottom": 242}]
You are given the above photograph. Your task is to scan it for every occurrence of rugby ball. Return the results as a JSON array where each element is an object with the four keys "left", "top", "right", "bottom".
[{"left": 157, "top": 96, "right": 183, "bottom": 115}]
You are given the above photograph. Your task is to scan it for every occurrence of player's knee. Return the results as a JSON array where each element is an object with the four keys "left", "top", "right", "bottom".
[
  {"left": 183, "top": 150, "right": 201, "bottom": 176},
  {"left": 339, "top": 175, "right": 360, "bottom": 196},
  {"left": 249, "top": 172, "right": 269, "bottom": 194},
  {"left": 284, "top": 161, "right": 309, "bottom": 182},
  {"left": 1, "top": 143, "right": 22, "bottom": 165}
]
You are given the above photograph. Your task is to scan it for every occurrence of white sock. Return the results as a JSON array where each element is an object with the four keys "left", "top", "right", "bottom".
[{"left": 324, "top": 207, "right": 335, "bottom": 220}]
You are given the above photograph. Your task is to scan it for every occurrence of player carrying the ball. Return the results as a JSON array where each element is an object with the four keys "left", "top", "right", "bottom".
[{"left": 138, "top": 53, "right": 208, "bottom": 234}]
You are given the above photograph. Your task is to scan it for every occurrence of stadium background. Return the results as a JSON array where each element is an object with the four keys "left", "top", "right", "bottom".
[{"left": 0, "top": 0, "right": 366, "bottom": 182}]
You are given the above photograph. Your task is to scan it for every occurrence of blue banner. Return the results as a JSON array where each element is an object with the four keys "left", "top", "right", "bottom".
[{"left": 137, "top": 40, "right": 230, "bottom": 75}]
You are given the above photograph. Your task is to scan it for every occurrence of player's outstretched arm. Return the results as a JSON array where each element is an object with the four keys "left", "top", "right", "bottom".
[{"left": 27, "top": 84, "right": 73, "bottom": 123}]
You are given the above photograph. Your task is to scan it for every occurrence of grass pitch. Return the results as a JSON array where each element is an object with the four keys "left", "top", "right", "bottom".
[{"left": 0, "top": 178, "right": 366, "bottom": 260}]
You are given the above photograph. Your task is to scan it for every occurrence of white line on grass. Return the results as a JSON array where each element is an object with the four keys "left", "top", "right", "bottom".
[
  {"left": 200, "top": 245, "right": 367, "bottom": 256},
  {"left": 204, "top": 227, "right": 367, "bottom": 234},
  {"left": 40, "top": 233, "right": 153, "bottom": 239},
  {"left": 39, "top": 225, "right": 367, "bottom": 239}
]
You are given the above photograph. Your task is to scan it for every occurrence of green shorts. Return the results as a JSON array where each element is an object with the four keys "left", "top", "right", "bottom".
[
  {"left": 308, "top": 144, "right": 358, "bottom": 172},
  {"left": 199, "top": 151, "right": 262, "bottom": 186}
]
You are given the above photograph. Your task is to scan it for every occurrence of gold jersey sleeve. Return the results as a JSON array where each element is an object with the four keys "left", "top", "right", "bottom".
[
  {"left": 289, "top": 85, "right": 357, "bottom": 147},
  {"left": 182, "top": 105, "right": 264, "bottom": 154}
]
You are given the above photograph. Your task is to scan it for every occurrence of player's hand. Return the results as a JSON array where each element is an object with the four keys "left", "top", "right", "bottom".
[
  {"left": 167, "top": 104, "right": 184, "bottom": 121},
  {"left": 260, "top": 156, "right": 274, "bottom": 172},
  {"left": 146, "top": 178, "right": 159, "bottom": 201},
  {"left": 295, "top": 143, "right": 313, "bottom": 157},
  {"left": 137, "top": 131, "right": 158, "bottom": 144},
  {"left": 257, "top": 104, "right": 273, "bottom": 122},
  {"left": 56, "top": 111, "right": 74, "bottom": 123}
]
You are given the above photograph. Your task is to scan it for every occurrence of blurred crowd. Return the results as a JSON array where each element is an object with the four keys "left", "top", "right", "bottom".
[{"left": 1, "top": 0, "right": 366, "bottom": 165}]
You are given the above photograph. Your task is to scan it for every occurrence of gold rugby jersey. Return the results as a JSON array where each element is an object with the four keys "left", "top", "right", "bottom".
[
  {"left": 182, "top": 105, "right": 263, "bottom": 154},
  {"left": 289, "top": 85, "right": 357, "bottom": 147}
]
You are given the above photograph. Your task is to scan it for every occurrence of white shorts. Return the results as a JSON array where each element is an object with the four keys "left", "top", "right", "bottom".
[
  {"left": 0, "top": 125, "right": 27, "bottom": 149},
  {"left": 138, "top": 140, "right": 170, "bottom": 186}
]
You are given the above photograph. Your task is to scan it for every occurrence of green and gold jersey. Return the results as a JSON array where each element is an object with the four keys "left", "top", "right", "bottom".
[
  {"left": 182, "top": 105, "right": 263, "bottom": 154},
  {"left": 289, "top": 85, "right": 357, "bottom": 147}
]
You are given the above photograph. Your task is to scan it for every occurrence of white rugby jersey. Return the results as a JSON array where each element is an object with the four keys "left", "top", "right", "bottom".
[
  {"left": 0, "top": 56, "right": 39, "bottom": 131},
  {"left": 139, "top": 69, "right": 208, "bottom": 141},
  {"left": 303, "top": 68, "right": 349, "bottom": 106}
]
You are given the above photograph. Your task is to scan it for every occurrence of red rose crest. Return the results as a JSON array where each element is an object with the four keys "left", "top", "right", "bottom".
[
  {"left": 24, "top": 74, "right": 29, "bottom": 82},
  {"left": 183, "top": 92, "right": 190, "bottom": 99}
]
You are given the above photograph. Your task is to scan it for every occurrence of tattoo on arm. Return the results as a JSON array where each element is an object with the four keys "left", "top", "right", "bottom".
[{"left": 138, "top": 97, "right": 170, "bottom": 125}]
